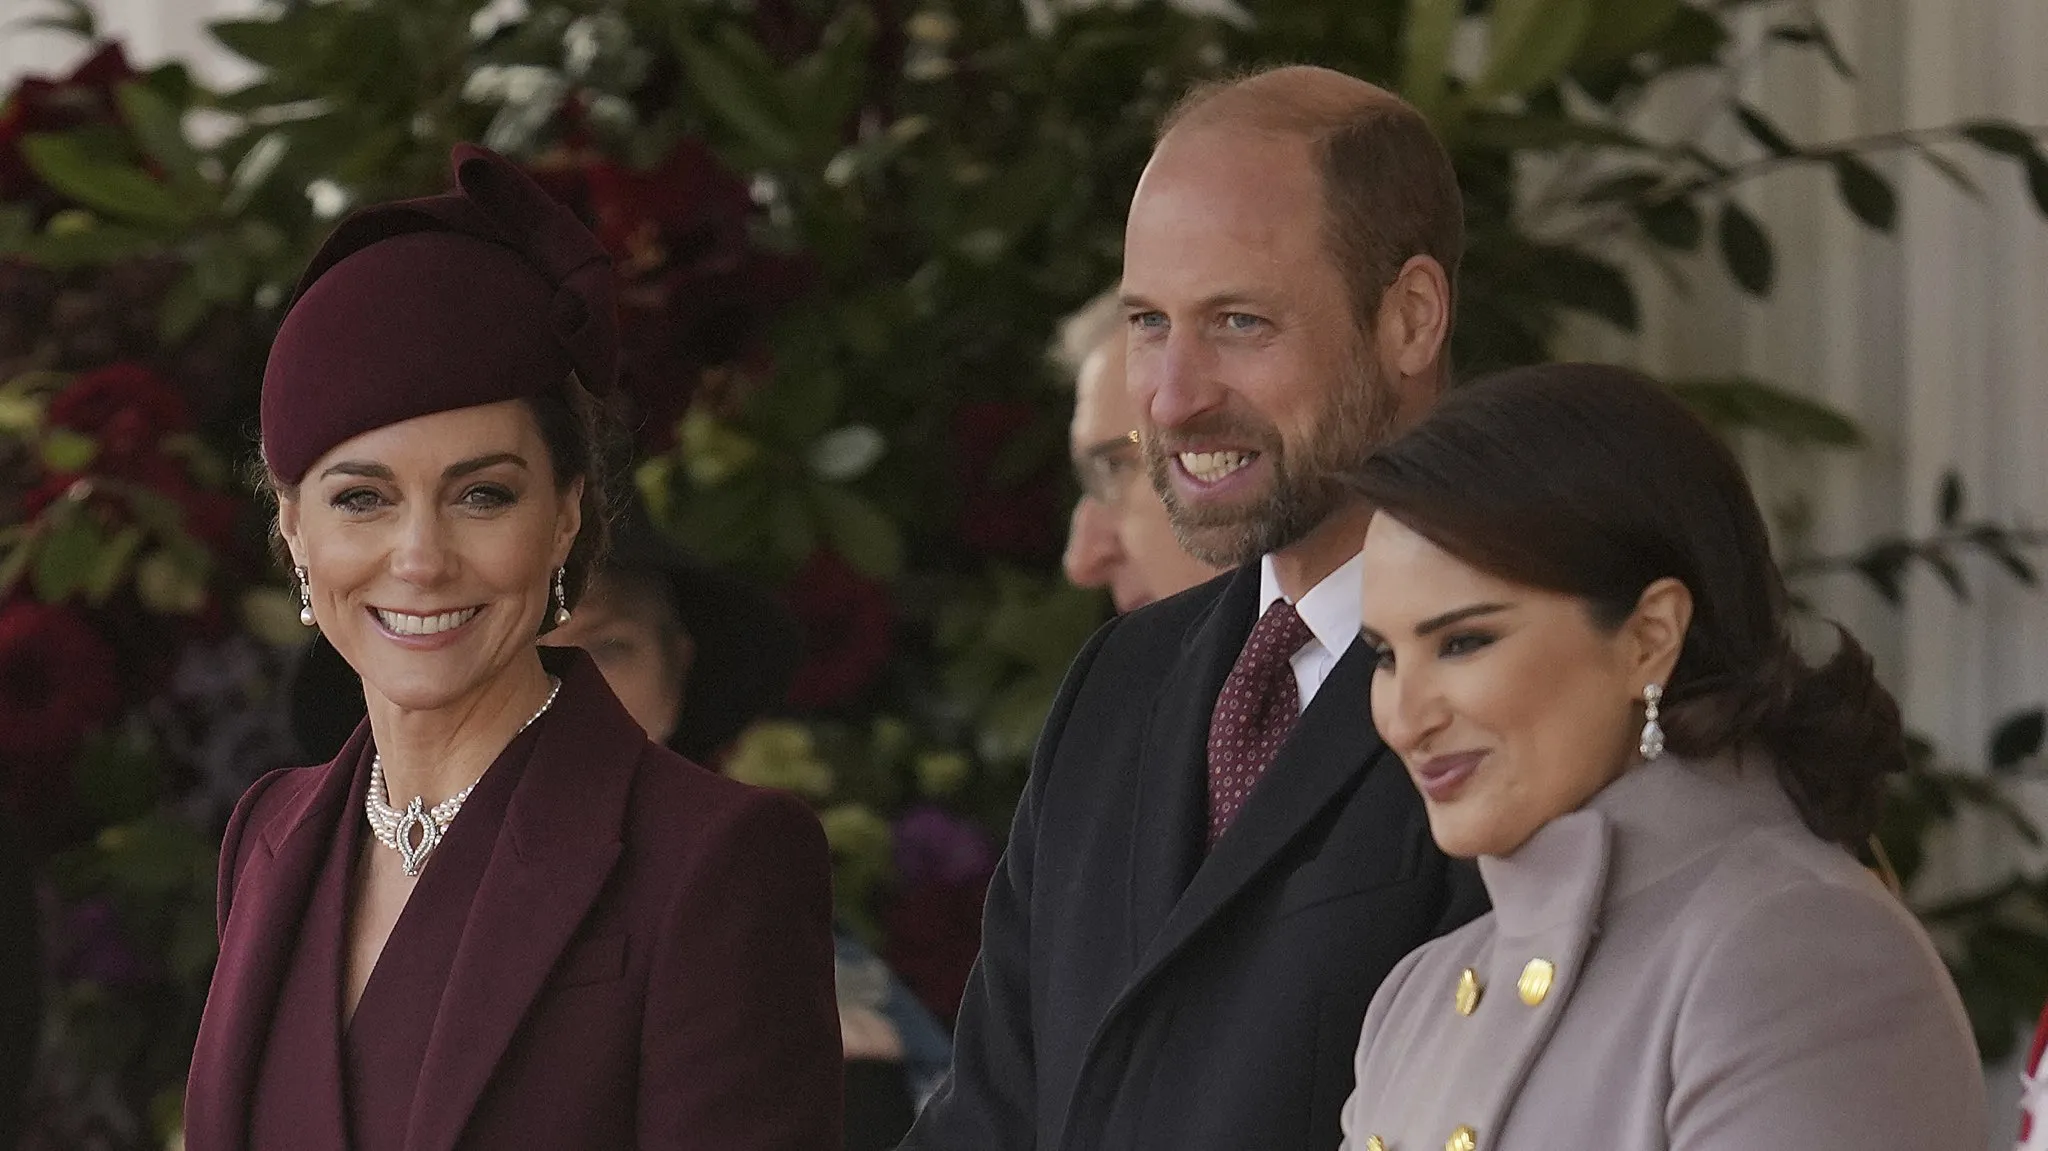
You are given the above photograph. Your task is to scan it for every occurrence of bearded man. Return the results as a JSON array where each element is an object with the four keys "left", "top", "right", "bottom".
[{"left": 902, "top": 65, "right": 1488, "bottom": 1151}]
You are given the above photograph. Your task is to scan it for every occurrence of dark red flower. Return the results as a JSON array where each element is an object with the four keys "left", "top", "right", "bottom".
[
  {"left": 566, "top": 142, "right": 813, "bottom": 450},
  {"left": 0, "top": 602, "right": 120, "bottom": 823},
  {"left": 0, "top": 43, "right": 140, "bottom": 218},
  {"left": 46, "top": 361, "right": 193, "bottom": 473},
  {"left": 784, "top": 549, "right": 892, "bottom": 710},
  {"left": 882, "top": 878, "right": 990, "bottom": 1025},
  {"left": 950, "top": 401, "right": 1062, "bottom": 559}
]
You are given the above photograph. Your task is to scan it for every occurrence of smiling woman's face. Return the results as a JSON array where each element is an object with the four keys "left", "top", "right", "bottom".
[
  {"left": 278, "top": 399, "right": 581, "bottom": 717},
  {"left": 1357, "top": 513, "right": 1680, "bottom": 858}
]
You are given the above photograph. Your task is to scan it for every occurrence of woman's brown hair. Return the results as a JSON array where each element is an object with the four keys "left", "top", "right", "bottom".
[{"left": 1349, "top": 362, "right": 1904, "bottom": 846}]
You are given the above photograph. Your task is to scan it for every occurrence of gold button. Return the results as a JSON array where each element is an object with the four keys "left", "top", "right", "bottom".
[
  {"left": 1445, "top": 1126, "right": 1477, "bottom": 1151},
  {"left": 1365, "top": 1138, "right": 1388, "bottom": 1151},
  {"left": 1518, "top": 958, "right": 1555, "bottom": 1006},
  {"left": 1454, "top": 967, "right": 1482, "bottom": 1016}
]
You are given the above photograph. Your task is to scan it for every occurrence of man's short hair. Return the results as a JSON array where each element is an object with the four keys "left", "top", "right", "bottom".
[
  {"left": 1161, "top": 67, "right": 1464, "bottom": 345},
  {"left": 1052, "top": 288, "right": 1124, "bottom": 385}
]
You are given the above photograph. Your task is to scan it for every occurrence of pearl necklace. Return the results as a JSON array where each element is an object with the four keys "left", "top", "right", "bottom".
[{"left": 365, "top": 676, "right": 562, "bottom": 877}]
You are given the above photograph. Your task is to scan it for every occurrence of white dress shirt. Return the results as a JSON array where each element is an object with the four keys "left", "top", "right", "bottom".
[{"left": 1258, "top": 549, "right": 1364, "bottom": 712}]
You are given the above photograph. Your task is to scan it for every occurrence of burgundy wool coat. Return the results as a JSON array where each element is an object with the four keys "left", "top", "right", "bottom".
[{"left": 184, "top": 648, "right": 842, "bottom": 1151}]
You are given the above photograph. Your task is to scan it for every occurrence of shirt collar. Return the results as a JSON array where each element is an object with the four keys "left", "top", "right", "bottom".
[{"left": 1258, "top": 548, "right": 1364, "bottom": 658}]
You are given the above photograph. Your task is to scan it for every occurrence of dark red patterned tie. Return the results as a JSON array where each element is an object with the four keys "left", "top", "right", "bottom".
[{"left": 1207, "top": 599, "right": 1315, "bottom": 847}]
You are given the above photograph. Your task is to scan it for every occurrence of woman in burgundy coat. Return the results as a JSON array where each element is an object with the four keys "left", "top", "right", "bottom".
[{"left": 182, "top": 143, "right": 842, "bottom": 1151}]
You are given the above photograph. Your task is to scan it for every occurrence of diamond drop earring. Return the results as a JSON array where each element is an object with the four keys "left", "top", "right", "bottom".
[
  {"left": 295, "top": 565, "right": 315, "bottom": 627},
  {"left": 1638, "top": 683, "right": 1665, "bottom": 761},
  {"left": 552, "top": 566, "right": 570, "bottom": 625}
]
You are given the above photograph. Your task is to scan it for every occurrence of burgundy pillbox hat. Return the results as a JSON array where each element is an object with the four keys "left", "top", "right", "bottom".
[{"left": 260, "top": 143, "right": 617, "bottom": 484}]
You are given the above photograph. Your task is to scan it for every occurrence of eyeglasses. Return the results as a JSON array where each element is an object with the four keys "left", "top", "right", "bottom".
[{"left": 1075, "top": 431, "right": 1145, "bottom": 509}]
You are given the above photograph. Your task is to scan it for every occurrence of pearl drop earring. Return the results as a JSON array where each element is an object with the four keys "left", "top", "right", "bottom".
[
  {"left": 553, "top": 566, "right": 570, "bottom": 625},
  {"left": 1639, "top": 683, "right": 1665, "bottom": 761},
  {"left": 296, "top": 566, "right": 315, "bottom": 627}
]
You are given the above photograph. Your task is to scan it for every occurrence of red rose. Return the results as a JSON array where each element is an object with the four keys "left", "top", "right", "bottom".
[
  {"left": 46, "top": 361, "right": 193, "bottom": 473},
  {"left": 950, "top": 401, "right": 1062, "bottom": 559},
  {"left": 882, "top": 878, "right": 990, "bottom": 1026},
  {"left": 0, "top": 602, "right": 120, "bottom": 820},
  {"left": 0, "top": 43, "right": 139, "bottom": 218},
  {"left": 576, "top": 143, "right": 813, "bottom": 450},
  {"left": 784, "top": 549, "right": 893, "bottom": 710}
]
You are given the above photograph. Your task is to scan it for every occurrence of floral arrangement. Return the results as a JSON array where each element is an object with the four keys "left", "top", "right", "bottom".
[{"left": 2, "top": 1, "right": 2046, "bottom": 1145}]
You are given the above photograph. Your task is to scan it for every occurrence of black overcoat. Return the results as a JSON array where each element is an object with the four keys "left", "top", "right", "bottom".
[{"left": 905, "top": 565, "right": 1489, "bottom": 1150}]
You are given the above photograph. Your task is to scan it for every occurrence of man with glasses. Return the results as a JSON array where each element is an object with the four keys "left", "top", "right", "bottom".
[{"left": 1058, "top": 289, "right": 1222, "bottom": 612}]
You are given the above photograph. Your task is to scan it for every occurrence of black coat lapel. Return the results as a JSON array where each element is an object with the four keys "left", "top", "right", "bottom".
[
  {"left": 1128, "top": 638, "right": 1386, "bottom": 990},
  {"left": 1123, "top": 567, "right": 1259, "bottom": 962}
]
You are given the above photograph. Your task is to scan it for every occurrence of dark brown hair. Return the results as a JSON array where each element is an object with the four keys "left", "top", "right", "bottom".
[
  {"left": 1349, "top": 362, "right": 1904, "bottom": 846},
  {"left": 1162, "top": 67, "right": 1465, "bottom": 343}
]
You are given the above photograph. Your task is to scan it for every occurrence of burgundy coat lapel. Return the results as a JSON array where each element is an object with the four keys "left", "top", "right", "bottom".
[
  {"left": 402, "top": 652, "right": 639, "bottom": 1151},
  {"left": 184, "top": 728, "right": 370, "bottom": 1151}
]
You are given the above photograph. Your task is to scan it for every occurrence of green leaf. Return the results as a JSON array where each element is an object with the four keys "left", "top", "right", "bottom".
[
  {"left": 7, "top": 0, "right": 96, "bottom": 38},
  {"left": 33, "top": 511, "right": 104, "bottom": 602},
  {"left": 1717, "top": 200, "right": 1774, "bottom": 295},
  {"left": 1472, "top": 0, "right": 1595, "bottom": 103},
  {"left": 1401, "top": 0, "right": 1461, "bottom": 115},
  {"left": 1669, "top": 378, "right": 1864, "bottom": 448},
  {"left": 1767, "top": 22, "right": 1856, "bottom": 79},
  {"left": 1733, "top": 104, "right": 1798, "bottom": 157},
  {"left": 1960, "top": 119, "right": 2037, "bottom": 158},
  {"left": 84, "top": 525, "right": 145, "bottom": 604},
  {"left": 222, "top": 131, "right": 289, "bottom": 216},
  {"left": 1831, "top": 154, "right": 1896, "bottom": 231},
  {"left": 2026, "top": 153, "right": 2048, "bottom": 216},
  {"left": 813, "top": 485, "right": 904, "bottom": 580},
  {"left": 1990, "top": 709, "right": 2045, "bottom": 772},
  {"left": 1531, "top": 247, "right": 1637, "bottom": 330},
  {"left": 1937, "top": 471, "right": 1963, "bottom": 526},
  {"left": 18, "top": 216, "right": 163, "bottom": 267},
  {"left": 114, "top": 81, "right": 205, "bottom": 192},
  {"left": 673, "top": 37, "right": 801, "bottom": 165},
  {"left": 1638, "top": 197, "right": 1702, "bottom": 250},
  {"left": 20, "top": 134, "right": 195, "bottom": 229},
  {"left": 0, "top": 538, "right": 32, "bottom": 599},
  {"left": 41, "top": 427, "right": 99, "bottom": 472},
  {"left": 1574, "top": 0, "right": 1681, "bottom": 67},
  {"left": 207, "top": 17, "right": 312, "bottom": 69},
  {"left": 1649, "top": 6, "right": 1728, "bottom": 69}
]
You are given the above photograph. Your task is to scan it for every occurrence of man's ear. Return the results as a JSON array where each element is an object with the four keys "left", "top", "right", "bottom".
[
  {"left": 1626, "top": 577, "right": 1693, "bottom": 690},
  {"left": 1374, "top": 254, "right": 1452, "bottom": 381}
]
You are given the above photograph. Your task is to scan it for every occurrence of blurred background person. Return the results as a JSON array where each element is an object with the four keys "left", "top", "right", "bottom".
[
  {"left": 1057, "top": 290, "right": 1223, "bottom": 611},
  {"left": 292, "top": 495, "right": 950, "bottom": 1151}
]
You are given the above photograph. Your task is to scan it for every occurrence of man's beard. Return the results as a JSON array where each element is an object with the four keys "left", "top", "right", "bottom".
[{"left": 1145, "top": 351, "right": 1397, "bottom": 569}]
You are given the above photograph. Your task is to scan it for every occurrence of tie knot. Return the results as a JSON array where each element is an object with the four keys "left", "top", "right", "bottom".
[{"left": 1244, "top": 598, "right": 1315, "bottom": 670}]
